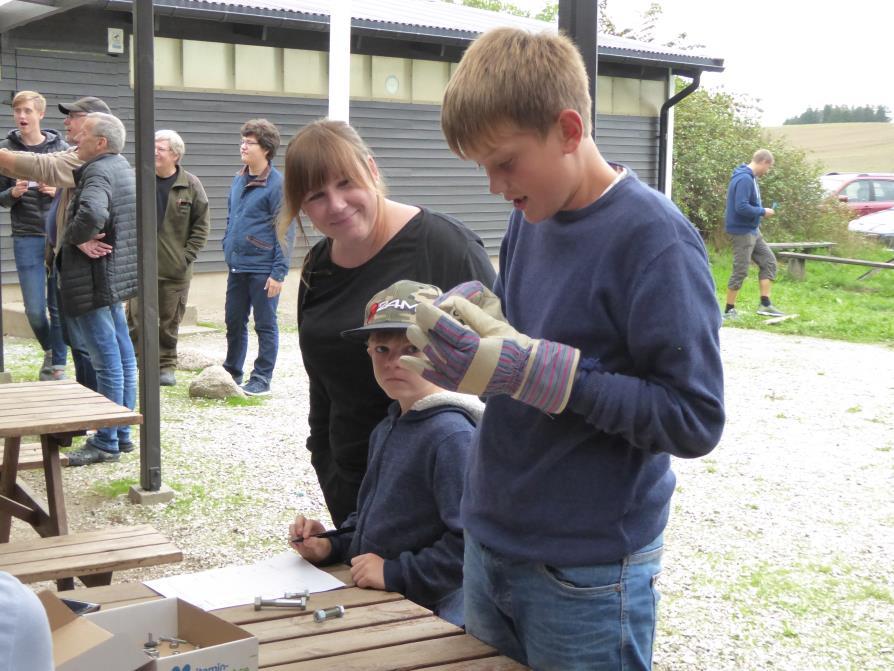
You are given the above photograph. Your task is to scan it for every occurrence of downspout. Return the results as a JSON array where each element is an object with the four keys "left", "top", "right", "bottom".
[{"left": 658, "top": 71, "right": 700, "bottom": 195}]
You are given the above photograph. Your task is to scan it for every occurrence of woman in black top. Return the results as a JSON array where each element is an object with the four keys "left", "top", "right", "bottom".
[{"left": 279, "top": 119, "right": 495, "bottom": 525}]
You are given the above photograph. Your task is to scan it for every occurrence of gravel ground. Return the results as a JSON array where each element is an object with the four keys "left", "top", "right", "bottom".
[{"left": 6, "top": 322, "right": 894, "bottom": 670}]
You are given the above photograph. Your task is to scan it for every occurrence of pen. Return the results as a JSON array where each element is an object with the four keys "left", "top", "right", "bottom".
[{"left": 290, "top": 526, "right": 356, "bottom": 544}]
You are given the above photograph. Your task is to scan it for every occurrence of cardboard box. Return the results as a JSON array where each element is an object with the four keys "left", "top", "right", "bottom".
[
  {"left": 38, "top": 592, "right": 258, "bottom": 671},
  {"left": 38, "top": 591, "right": 148, "bottom": 671},
  {"left": 86, "top": 597, "right": 258, "bottom": 671}
]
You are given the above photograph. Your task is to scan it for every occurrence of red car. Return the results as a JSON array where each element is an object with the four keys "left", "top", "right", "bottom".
[{"left": 820, "top": 172, "right": 894, "bottom": 216}]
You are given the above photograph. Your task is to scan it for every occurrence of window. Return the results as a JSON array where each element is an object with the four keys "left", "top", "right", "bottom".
[
  {"left": 870, "top": 180, "right": 894, "bottom": 202},
  {"left": 842, "top": 179, "right": 871, "bottom": 202}
]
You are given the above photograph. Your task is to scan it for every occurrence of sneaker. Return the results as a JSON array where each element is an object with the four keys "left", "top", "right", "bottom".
[
  {"left": 159, "top": 370, "right": 176, "bottom": 386},
  {"left": 756, "top": 303, "right": 785, "bottom": 317},
  {"left": 118, "top": 440, "right": 136, "bottom": 454},
  {"left": 722, "top": 308, "right": 739, "bottom": 321},
  {"left": 38, "top": 350, "right": 54, "bottom": 381},
  {"left": 51, "top": 366, "right": 67, "bottom": 381},
  {"left": 66, "top": 441, "right": 119, "bottom": 466},
  {"left": 241, "top": 378, "right": 271, "bottom": 396}
]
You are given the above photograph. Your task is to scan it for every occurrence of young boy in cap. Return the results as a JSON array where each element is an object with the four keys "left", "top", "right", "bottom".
[
  {"left": 289, "top": 280, "right": 481, "bottom": 627},
  {"left": 403, "top": 28, "right": 725, "bottom": 669}
]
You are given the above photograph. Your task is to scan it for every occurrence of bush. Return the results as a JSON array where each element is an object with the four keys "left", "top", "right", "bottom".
[{"left": 671, "top": 83, "right": 852, "bottom": 249}]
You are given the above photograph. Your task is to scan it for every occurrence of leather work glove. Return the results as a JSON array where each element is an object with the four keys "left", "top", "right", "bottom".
[
  {"left": 429, "top": 281, "right": 508, "bottom": 326},
  {"left": 402, "top": 297, "right": 580, "bottom": 414}
]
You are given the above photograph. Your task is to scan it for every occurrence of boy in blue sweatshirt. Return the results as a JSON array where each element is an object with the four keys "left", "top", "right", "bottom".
[
  {"left": 402, "top": 28, "right": 725, "bottom": 670},
  {"left": 723, "top": 149, "right": 785, "bottom": 319},
  {"left": 289, "top": 280, "right": 480, "bottom": 627}
]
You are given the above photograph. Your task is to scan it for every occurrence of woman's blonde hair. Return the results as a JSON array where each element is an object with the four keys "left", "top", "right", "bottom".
[
  {"left": 441, "top": 27, "right": 592, "bottom": 158},
  {"left": 278, "top": 119, "right": 386, "bottom": 241}
]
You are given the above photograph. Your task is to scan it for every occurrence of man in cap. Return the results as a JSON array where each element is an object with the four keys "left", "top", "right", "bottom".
[{"left": 0, "top": 96, "right": 112, "bottom": 390}]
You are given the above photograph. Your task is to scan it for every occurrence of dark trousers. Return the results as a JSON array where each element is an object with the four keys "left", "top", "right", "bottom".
[
  {"left": 223, "top": 271, "right": 279, "bottom": 384},
  {"left": 127, "top": 279, "right": 190, "bottom": 371}
]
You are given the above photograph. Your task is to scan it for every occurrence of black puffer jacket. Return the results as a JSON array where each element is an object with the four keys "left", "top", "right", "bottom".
[
  {"left": 58, "top": 152, "right": 137, "bottom": 317},
  {"left": 0, "top": 129, "right": 68, "bottom": 236}
]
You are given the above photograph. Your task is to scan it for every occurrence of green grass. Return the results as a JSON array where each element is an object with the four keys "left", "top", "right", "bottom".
[
  {"left": 710, "top": 244, "right": 894, "bottom": 346},
  {"left": 90, "top": 477, "right": 140, "bottom": 498}
]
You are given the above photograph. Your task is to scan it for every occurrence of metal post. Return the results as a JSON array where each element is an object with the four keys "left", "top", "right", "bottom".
[
  {"left": 558, "top": 0, "right": 599, "bottom": 136},
  {"left": 133, "top": 0, "right": 161, "bottom": 491},
  {"left": 328, "top": 0, "right": 351, "bottom": 121}
]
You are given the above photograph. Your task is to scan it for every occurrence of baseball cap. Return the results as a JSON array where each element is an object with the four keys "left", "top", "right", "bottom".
[
  {"left": 341, "top": 280, "right": 441, "bottom": 342},
  {"left": 58, "top": 96, "right": 110, "bottom": 115}
]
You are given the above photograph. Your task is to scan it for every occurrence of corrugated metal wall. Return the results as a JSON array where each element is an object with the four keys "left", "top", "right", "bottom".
[{"left": 0, "top": 15, "right": 661, "bottom": 286}]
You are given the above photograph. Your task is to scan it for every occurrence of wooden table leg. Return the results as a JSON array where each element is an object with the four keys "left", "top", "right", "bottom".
[
  {"left": 41, "top": 434, "right": 68, "bottom": 537},
  {"left": 0, "top": 437, "right": 22, "bottom": 542}
]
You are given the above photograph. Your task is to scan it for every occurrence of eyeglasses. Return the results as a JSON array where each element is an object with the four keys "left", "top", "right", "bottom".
[
  {"left": 66, "top": 112, "right": 88, "bottom": 119},
  {"left": 155, "top": 147, "right": 174, "bottom": 153},
  {"left": 240, "top": 139, "right": 259, "bottom": 147}
]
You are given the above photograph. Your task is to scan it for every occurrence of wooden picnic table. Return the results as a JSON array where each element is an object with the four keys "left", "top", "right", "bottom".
[
  {"left": 66, "top": 564, "right": 529, "bottom": 670},
  {"left": 0, "top": 380, "right": 142, "bottom": 543}
]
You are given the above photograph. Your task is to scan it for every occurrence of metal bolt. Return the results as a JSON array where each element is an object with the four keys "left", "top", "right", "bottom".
[
  {"left": 284, "top": 589, "right": 310, "bottom": 600},
  {"left": 159, "top": 635, "right": 186, "bottom": 648},
  {"left": 144, "top": 633, "right": 158, "bottom": 649},
  {"left": 314, "top": 605, "right": 345, "bottom": 623},
  {"left": 254, "top": 596, "right": 308, "bottom": 611}
]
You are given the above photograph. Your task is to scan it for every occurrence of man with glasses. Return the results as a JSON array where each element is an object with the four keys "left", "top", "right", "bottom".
[
  {"left": 126, "top": 130, "right": 209, "bottom": 386},
  {"left": 222, "top": 118, "right": 294, "bottom": 396},
  {"left": 0, "top": 96, "right": 111, "bottom": 391}
]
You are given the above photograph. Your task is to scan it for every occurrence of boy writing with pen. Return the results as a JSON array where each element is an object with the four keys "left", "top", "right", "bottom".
[{"left": 289, "top": 280, "right": 482, "bottom": 627}]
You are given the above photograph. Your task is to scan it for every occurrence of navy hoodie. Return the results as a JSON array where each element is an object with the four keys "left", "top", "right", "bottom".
[
  {"left": 0, "top": 128, "right": 68, "bottom": 236},
  {"left": 725, "top": 163, "right": 766, "bottom": 234},
  {"left": 325, "top": 391, "right": 483, "bottom": 627}
]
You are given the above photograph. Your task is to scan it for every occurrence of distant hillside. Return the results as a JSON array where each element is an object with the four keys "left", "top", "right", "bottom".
[{"left": 765, "top": 122, "right": 894, "bottom": 173}]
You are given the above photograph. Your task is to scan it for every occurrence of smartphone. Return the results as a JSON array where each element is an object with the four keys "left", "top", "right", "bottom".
[{"left": 60, "top": 598, "right": 101, "bottom": 615}]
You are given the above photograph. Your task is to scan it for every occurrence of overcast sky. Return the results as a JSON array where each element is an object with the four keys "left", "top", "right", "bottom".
[{"left": 512, "top": 0, "right": 894, "bottom": 126}]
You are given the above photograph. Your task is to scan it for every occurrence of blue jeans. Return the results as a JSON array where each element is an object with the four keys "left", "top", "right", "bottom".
[
  {"left": 13, "top": 236, "right": 66, "bottom": 365},
  {"left": 67, "top": 302, "right": 137, "bottom": 453},
  {"left": 223, "top": 271, "right": 279, "bottom": 384},
  {"left": 51, "top": 265, "right": 96, "bottom": 391},
  {"left": 464, "top": 532, "right": 664, "bottom": 671}
]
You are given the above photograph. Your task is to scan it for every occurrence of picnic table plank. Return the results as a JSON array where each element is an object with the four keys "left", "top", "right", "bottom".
[
  {"left": 426, "top": 658, "right": 529, "bottom": 670},
  {"left": 3, "top": 541, "right": 182, "bottom": 583},
  {"left": 244, "top": 599, "right": 433, "bottom": 643},
  {"left": 0, "top": 524, "right": 159, "bottom": 554},
  {"left": 0, "top": 443, "right": 68, "bottom": 470},
  {"left": 263, "top": 634, "right": 498, "bottom": 671},
  {"left": 0, "top": 530, "right": 173, "bottom": 564},
  {"left": 260, "top": 616, "right": 462, "bottom": 667}
]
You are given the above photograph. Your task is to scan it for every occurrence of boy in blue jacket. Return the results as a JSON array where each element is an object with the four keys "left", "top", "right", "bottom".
[
  {"left": 402, "top": 28, "right": 725, "bottom": 670},
  {"left": 723, "top": 149, "right": 785, "bottom": 319},
  {"left": 222, "top": 118, "right": 295, "bottom": 396},
  {"left": 289, "top": 280, "right": 480, "bottom": 627}
]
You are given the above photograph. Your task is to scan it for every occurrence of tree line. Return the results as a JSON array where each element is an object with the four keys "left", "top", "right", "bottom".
[{"left": 783, "top": 105, "right": 891, "bottom": 125}]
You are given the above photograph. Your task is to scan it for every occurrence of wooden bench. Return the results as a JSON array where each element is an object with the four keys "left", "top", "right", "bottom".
[
  {"left": 766, "top": 241, "right": 837, "bottom": 253},
  {"left": 776, "top": 251, "right": 894, "bottom": 280},
  {"left": 0, "top": 524, "right": 181, "bottom": 589},
  {"left": 0, "top": 443, "right": 68, "bottom": 471}
]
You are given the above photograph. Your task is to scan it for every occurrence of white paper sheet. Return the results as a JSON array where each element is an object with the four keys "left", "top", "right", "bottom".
[{"left": 144, "top": 551, "right": 346, "bottom": 611}]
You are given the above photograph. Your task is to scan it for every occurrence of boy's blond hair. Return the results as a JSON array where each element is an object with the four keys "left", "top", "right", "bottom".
[
  {"left": 441, "top": 28, "right": 591, "bottom": 159},
  {"left": 12, "top": 90, "right": 46, "bottom": 113}
]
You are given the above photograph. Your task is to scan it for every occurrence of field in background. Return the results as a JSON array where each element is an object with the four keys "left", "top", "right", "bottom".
[{"left": 765, "top": 122, "right": 894, "bottom": 173}]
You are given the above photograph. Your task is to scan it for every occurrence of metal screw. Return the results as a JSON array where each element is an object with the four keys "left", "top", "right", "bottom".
[
  {"left": 144, "top": 632, "right": 158, "bottom": 649},
  {"left": 284, "top": 589, "right": 310, "bottom": 599},
  {"left": 159, "top": 635, "right": 186, "bottom": 648},
  {"left": 314, "top": 605, "right": 345, "bottom": 623},
  {"left": 254, "top": 596, "right": 308, "bottom": 611}
]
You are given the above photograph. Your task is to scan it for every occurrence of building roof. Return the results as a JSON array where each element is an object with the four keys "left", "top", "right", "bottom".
[
  {"left": 133, "top": 0, "right": 725, "bottom": 72},
  {"left": 0, "top": 0, "right": 723, "bottom": 73}
]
